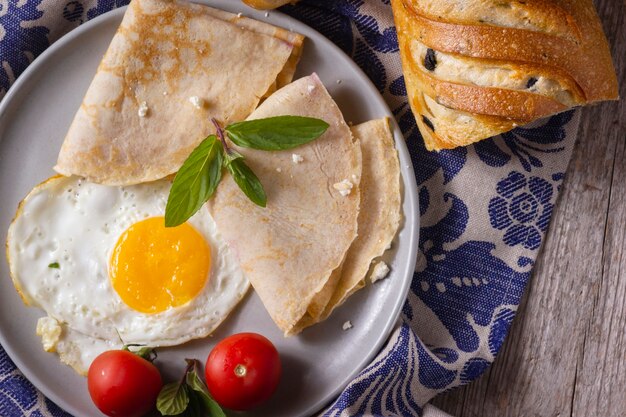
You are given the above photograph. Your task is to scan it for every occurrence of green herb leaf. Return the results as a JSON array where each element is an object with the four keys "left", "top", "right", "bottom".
[
  {"left": 157, "top": 381, "right": 189, "bottom": 415},
  {"left": 48, "top": 262, "right": 60, "bottom": 269},
  {"left": 180, "top": 391, "right": 203, "bottom": 417},
  {"left": 165, "top": 135, "right": 223, "bottom": 227},
  {"left": 187, "top": 369, "right": 226, "bottom": 417},
  {"left": 186, "top": 368, "right": 210, "bottom": 396},
  {"left": 197, "top": 391, "right": 227, "bottom": 417},
  {"left": 225, "top": 115, "right": 329, "bottom": 150},
  {"left": 225, "top": 158, "right": 267, "bottom": 207}
]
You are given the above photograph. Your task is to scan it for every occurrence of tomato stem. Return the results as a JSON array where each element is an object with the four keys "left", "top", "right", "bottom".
[
  {"left": 234, "top": 364, "right": 247, "bottom": 378},
  {"left": 122, "top": 344, "right": 157, "bottom": 362}
]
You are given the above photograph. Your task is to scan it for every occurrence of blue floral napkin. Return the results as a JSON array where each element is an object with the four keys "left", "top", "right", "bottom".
[{"left": 0, "top": 1, "right": 580, "bottom": 416}]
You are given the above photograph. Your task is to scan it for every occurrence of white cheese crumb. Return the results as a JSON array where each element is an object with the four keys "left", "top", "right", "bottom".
[
  {"left": 351, "top": 174, "right": 358, "bottom": 182},
  {"left": 333, "top": 179, "right": 353, "bottom": 196},
  {"left": 307, "top": 84, "right": 316, "bottom": 93},
  {"left": 370, "top": 261, "right": 390, "bottom": 283},
  {"left": 162, "top": 91, "right": 168, "bottom": 96},
  {"left": 292, "top": 153, "right": 304, "bottom": 164},
  {"left": 36, "top": 316, "right": 62, "bottom": 352},
  {"left": 189, "top": 96, "right": 203, "bottom": 109},
  {"left": 237, "top": 12, "right": 242, "bottom": 17},
  {"left": 336, "top": 79, "right": 342, "bottom": 84},
  {"left": 342, "top": 320, "right": 353, "bottom": 331},
  {"left": 137, "top": 101, "right": 149, "bottom": 117},
  {"left": 276, "top": 167, "right": 282, "bottom": 173},
  {"left": 265, "top": 11, "right": 270, "bottom": 17}
]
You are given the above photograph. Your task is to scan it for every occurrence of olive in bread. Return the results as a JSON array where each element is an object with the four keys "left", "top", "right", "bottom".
[{"left": 391, "top": 0, "right": 619, "bottom": 150}]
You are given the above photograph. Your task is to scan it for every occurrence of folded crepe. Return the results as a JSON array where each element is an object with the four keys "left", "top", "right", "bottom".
[
  {"left": 208, "top": 75, "right": 403, "bottom": 335},
  {"left": 298, "top": 118, "right": 401, "bottom": 321},
  {"left": 207, "top": 74, "right": 362, "bottom": 335},
  {"left": 290, "top": 118, "right": 402, "bottom": 333},
  {"left": 55, "top": 0, "right": 303, "bottom": 185}
]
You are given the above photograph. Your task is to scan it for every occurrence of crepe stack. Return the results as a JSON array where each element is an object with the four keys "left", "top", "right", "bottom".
[
  {"left": 207, "top": 74, "right": 402, "bottom": 335},
  {"left": 53, "top": 0, "right": 402, "bottom": 336},
  {"left": 55, "top": 0, "right": 303, "bottom": 185}
]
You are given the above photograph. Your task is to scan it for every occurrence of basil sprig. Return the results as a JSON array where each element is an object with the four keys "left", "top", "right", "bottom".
[
  {"left": 165, "top": 116, "right": 329, "bottom": 227},
  {"left": 225, "top": 115, "right": 329, "bottom": 150},
  {"left": 157, "top": 359, "right": 226, "bottom": 417}
]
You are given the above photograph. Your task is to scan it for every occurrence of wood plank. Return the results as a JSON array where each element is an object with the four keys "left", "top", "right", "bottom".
[
  {"left": 431, "top": 0, "right": 625, "bottom": 414},
  {"left": 571, "top": 0, "right": 626, "bottom": 413},
  {"left": 572, "top": 122, "right": 626, "bottom": 417}
]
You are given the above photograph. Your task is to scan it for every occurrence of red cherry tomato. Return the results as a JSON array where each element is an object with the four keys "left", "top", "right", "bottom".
[
  {"left": 87, "top": 350, "right": 162, "bottom": 417},
  {"left": 205, "top": 332, "right": 281, "bottom": 411}
]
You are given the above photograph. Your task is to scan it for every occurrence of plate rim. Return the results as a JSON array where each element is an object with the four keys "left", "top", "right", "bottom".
[{"left": 0, "top": 3, "right": 419, "bottom": 416}]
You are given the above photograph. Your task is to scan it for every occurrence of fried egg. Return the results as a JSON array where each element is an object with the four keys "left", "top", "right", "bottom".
[{"left": 6, "top": 176, "right": 249, "bottom": 373}]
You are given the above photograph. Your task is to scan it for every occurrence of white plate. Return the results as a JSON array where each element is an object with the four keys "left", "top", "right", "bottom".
[{"left": 0, "top": 2, "right": 419, "bottom": 416}]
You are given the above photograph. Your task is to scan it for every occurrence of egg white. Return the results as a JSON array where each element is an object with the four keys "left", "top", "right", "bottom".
[{"left": 7, "top": 176, "right": 249, "bottom": 372}]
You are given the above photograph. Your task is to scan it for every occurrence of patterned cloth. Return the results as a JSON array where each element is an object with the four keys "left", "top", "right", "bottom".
[{"left": 0, "top": 1, "right": 580, "bottom": 416}]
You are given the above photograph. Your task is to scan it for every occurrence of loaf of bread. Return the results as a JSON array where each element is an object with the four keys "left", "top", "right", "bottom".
[
  {"left": 242, "top": 0, "right": 294, "bottom": 9},
  {"left": 391, "top": 0, "right": 619, "bottom": 150}
]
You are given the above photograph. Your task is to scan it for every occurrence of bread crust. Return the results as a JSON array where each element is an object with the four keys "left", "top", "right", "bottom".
[
  {"left": 392, "top": 0, "right": 619, "bottom": 150},
  {"left": 242, "top": 0, "right": 294, "bottom": 9},
  {"left": 412, "top": 62, "right": 568, "bottom": 120}
]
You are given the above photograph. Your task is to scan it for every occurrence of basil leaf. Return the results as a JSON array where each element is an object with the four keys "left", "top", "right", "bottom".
[
  {"left": 157, "top": 382, "right": 189, "bottom": 415},
  {"left": 48, "top": 262, "right": 60, "bottom": 269},
  {"left": 186, "top": 369, "right": 210, "bottom": 396},
  {"left": 225, "top": 158, "right": 267, "bottom": 207},
  {"left": 225, "top": 116, "right": 329, "bottom": 150},
  {"left": 196, "top": 391, "right": 226, "bottom": 417},
  {"left": 179, "top": 391, "right": 203, "bottom": 417},
  {"left": 186, "top": 370, "right": 226, "bottom": 417},
  {"left": 165, "top": 136, "right": 223, "bottom": 227}
]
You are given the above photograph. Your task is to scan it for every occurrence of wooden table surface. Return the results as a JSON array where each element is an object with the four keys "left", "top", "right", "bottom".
[{"left": 431, "top": 0, "right": 626, "bottom": 415}]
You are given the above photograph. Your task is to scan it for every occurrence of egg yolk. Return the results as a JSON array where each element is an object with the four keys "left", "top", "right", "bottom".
[{"left": 109, "top": 217, "right": 210, "bottom": 313}]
